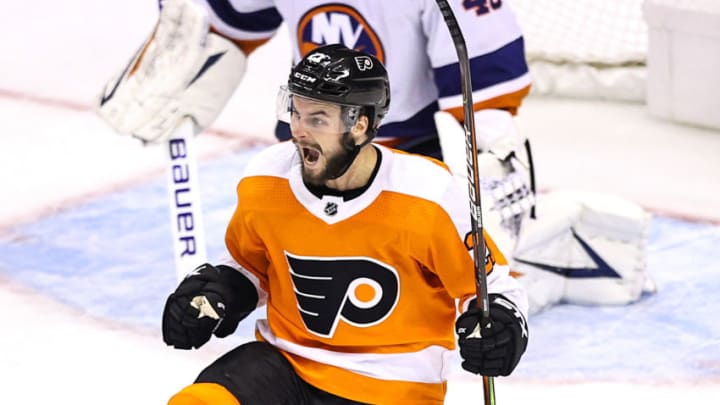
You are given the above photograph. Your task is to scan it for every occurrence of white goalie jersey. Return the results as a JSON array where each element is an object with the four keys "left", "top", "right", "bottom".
[{"left": 193, "top": 0, "right": 531, "bottom": 144}]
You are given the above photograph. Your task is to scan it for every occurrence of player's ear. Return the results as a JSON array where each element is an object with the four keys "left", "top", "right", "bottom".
[{"left": 351, "top": 115, "right": 369, "bottom": 143}]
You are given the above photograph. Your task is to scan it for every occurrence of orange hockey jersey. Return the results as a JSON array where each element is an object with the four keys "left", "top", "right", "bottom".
[{"left": 224, "top": 142, "right": 527, "bottom": 404}]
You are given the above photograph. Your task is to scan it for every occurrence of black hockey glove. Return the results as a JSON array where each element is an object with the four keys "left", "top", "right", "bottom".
[
  {"left": 455, "top": 294, "right": 529, "bottom": 376},
  {"left": 162, "top": 263, "right": 259, "bottom": 349}
]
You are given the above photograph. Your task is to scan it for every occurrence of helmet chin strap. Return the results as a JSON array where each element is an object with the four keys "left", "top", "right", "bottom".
[{"left": 326, "top": 131, "right": 373, "bottom": 180}]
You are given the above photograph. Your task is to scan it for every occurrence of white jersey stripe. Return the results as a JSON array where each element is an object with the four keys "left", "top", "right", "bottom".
[{"left": 256, "top": 319, "right": 453, "bottom": 383}]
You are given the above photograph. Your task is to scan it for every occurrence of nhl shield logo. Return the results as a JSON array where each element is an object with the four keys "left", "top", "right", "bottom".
[{"left": 324, "top": 202, "right": 338, "bottom": 216}]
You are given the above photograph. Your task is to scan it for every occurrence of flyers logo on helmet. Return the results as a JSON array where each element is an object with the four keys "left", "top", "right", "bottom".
[
  {"left": 354, "top": 56, "right": 373, "bottom": 71},
  {"left": 297, "top": 4, "right": 385, "bottom": 63},
  {"left": 286, "top": 252, "right": 399, "bottom": 338}
]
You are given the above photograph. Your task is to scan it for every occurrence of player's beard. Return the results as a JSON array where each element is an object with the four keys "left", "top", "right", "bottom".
[{"left": 297, "top": 132, "right": 358, "bottom": 186}]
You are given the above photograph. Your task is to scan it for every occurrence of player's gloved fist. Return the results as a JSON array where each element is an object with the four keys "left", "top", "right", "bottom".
[
  {"left": 162, "top": 263, "right": 257, "bottom": 349},
  {"left": 456, "top": 294, "right": 529, "bottom": 376}
]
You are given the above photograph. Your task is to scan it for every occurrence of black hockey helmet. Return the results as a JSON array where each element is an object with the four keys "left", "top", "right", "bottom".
[{"left": 287, "top": 44, "right": 390, "bottom": 137}]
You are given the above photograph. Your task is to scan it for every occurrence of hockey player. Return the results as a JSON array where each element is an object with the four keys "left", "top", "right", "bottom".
[
  {"left": 97, "top": 0, "right": 535, "bottom": 239},
  {"left": 161, "top": 45, "right": 529, "bottom": 405}
]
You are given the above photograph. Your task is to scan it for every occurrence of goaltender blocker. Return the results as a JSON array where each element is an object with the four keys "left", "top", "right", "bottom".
[{"left": 161, "top": 45, "right": 529, "bottom": 404}]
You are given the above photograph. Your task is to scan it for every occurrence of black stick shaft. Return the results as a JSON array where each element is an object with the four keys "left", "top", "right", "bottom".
[{"left": 433, "top": 1, "right": 495, "bottom": 404}]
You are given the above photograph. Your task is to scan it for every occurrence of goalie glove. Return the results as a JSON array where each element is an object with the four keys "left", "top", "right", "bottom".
[
  {"left": 97, "top": 0, "right": 246, "bottom": 143},
  {"left": 474, "top": 109, "right": 535, "bottom": 238},
  {"left": 455, "top": 294, "right": 529, "bottom": 377},
  {"left": 477, "top": 152, "right": 535, "bottom": 238},
  {"left": 162, "top": 263, "right": 258, "bottom": 350}
]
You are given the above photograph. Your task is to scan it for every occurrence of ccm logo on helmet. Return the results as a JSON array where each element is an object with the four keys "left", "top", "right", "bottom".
[
  {"left": 285, "top": 252, "right": 399, "bottom": 338},
  {"left": 293, "top": 72, "right": 317, "bottom": 83}
]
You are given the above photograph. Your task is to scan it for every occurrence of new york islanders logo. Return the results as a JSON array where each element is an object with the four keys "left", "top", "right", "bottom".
[
  {"left": 297, "top": 4, "right": 385, "bottom": 63},
  {"left": 286, "top": 252, "right": 399, "bottom": 337}
]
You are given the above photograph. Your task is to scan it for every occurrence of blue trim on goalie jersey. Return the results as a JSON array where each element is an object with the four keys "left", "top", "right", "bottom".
[
  {"left": 206, "top": 0, "right": 283, "bottom": 32},
  {"left": 275, "top": 102, "right": 440, "bottom": 142},
  {"left": 514, "top": 229, "right": 623, "bottom": 279},
  {"left": 376, "top": 102, "right": 439, "bottom": 140},
  {"left": 433, "top": 36, "right": 529, "bottom": 99}
]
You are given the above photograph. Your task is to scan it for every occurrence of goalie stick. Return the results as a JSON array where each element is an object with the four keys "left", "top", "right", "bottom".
[
  {"left": 433, "top": 1, "right": 495, "bottom": 404},
  {"left": 166, "top": 119, "right": 208, "bottom": 282}
]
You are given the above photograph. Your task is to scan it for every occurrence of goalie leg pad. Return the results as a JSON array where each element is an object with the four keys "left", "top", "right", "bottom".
[{"left": 512, "top": 191, "right": 652, "bottom": 314}]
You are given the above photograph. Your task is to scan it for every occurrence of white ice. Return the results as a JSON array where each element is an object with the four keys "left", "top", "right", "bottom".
[{"left": 1, "top": 1, "right": 719, "bottom": 404}]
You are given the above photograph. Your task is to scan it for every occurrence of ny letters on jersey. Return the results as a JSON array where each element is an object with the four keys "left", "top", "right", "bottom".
[{"left": 297, "top": 4, "right": 385, "bottom": 62}]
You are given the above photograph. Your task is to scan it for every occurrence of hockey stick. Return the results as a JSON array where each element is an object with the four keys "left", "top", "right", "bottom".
[
  {"left": 433, "top": 1, "right": 495, "bottom": 404},
  {"left": 166, "top": 118, "right": 208, "bottom": 282}
]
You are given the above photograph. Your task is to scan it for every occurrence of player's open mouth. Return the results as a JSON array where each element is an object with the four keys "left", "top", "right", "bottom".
[{"left": 302, "top": 147, "right": 321, "bottom": 166}]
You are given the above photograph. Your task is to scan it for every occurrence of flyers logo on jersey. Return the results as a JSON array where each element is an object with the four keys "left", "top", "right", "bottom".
[
  {"left": 286, "top": 252, "right": 399, "bottom": 338},
  {"left": 297, "top": 4, "right": 385, "bottom": 63}
]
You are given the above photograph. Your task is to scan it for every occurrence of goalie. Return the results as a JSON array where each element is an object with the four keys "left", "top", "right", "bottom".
[{"left": 98, "top": 0, "right": 654, "bottom": 314}]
